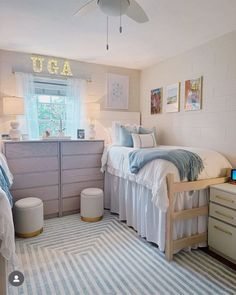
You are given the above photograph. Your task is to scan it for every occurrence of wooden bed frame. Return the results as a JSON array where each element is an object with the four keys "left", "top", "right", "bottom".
[{"left": 165, "top": 171, "right": 230, "bottom": 261}]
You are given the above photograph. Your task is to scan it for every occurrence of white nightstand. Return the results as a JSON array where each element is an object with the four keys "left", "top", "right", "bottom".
[{"left": 208, "top": 183, "right": 236, "bottom": 264}]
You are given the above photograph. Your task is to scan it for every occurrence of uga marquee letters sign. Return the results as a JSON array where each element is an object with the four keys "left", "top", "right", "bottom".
[{"left": 31, "top": 56, "right": 73, "bottom": 76}]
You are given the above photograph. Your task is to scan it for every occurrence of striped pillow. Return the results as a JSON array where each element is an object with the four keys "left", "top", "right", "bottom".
[{"left": 131, "top": 133, "right": 156, "bottom": 148}]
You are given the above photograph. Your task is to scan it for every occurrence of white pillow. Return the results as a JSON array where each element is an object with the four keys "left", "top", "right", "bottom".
[{"left": 131, "top": 133, "right": 156, "bottom": 148}]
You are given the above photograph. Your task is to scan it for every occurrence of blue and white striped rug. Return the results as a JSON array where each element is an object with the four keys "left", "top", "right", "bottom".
[{"left": 9, "top": 211, "right": 236, "bottom": 295}]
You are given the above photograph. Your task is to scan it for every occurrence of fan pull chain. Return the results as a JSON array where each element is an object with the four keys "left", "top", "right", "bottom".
[
  {"left": 106, "top": 16, "right": 109, "bottom": 50},
  {"left": 119, "top": 0, "right": 122, "bottom": 33}
]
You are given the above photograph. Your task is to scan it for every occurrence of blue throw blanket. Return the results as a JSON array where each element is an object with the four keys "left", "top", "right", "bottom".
[
  {"left": 0, "top": 165, "right": 13, "bottom": 207},
  {"left": 129, "top": 148, "right": 204, "bottom": 181}
]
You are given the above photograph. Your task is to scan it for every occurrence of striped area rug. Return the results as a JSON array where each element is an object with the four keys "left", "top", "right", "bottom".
[{"left": 8, "top": 211, "right": 236, "bottom": 295}]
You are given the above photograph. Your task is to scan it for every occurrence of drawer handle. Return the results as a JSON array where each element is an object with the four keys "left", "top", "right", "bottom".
[
  {"left": 214, "top": 210, "right": 234, "bottom": 220},
  {"left": 215, "top": 195, "right": 234, "bottom": 203},
  {"left": 214, "top": 225, "right": 232, "bottom": 236}
]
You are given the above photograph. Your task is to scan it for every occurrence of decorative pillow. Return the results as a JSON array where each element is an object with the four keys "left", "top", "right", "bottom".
[
  {"left": 131, "top": 133, "right": 157, "bottom": 148},
  {"left": 119, "top": 125, "right": 138, "bottom": 147},
  {"left": 111, "top": 122, "right": 138, "bottom": 146},
  {"left": 139, "top": 126, "right": 157, "bottom": 142}
]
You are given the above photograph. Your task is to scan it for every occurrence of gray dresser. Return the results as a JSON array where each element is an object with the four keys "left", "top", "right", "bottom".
[{"left": 3, "top": 140, "right": 104, "bottom": 218}]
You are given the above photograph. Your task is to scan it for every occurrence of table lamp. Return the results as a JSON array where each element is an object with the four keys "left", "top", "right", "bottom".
[
  {"left": 2, "top": 96, "right": 25, "bottom": 140},
  {"left": 86, "top": 103, "right": 100, "bottom": 139}
]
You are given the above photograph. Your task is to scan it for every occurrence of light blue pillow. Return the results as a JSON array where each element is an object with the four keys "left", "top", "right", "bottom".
[
  {"left": 139, "top": 126, "right": 156, "bottom": 134},
  {"left": 119, "top": 125, "right": 137, "bottom": 147}
]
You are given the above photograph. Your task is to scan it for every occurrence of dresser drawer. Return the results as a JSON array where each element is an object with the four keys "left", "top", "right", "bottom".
[
  {"left": 62, "top": 180, "right": 104, "bottom": 198},
  {"left": 210, "top": 188, "right": 236, "bottom": 210},
  {"left": 12, "top": 171, "right": 59, "bottom": 190},
  {"left": 5, "top": 142, "right": 59, "bottom": 158},
  {"left": 11, "top": 185, "right": 59, "bottom": 202},
  {"left": 62, "top": 154, "right": 102, "bottom": 169},
  {"left": 8, "top": 157, "right": 59, "bottom": 173},
  {"left": 62, "top": 168, "right": 103, "bottom": 184},
  {"left": 61, "top": 141, "right": 104, "bottom": 155},
  {"left": 208, "top": 217, "right": 236, "bottom": 261},
  {"left": 210, "top": 202, "right": 236, "bottom": 226}
]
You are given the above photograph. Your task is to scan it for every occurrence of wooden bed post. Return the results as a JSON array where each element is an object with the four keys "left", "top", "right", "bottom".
[
  {"left": 166, "top": 174, "right": 175, "bottom": 261},
  {"left": 165, "top": 171, "right": 229, "bottom": 261}
]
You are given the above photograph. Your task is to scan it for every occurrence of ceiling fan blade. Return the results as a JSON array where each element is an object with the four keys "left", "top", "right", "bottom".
[
  {"left": 73, "top": 0, "right": 97, "bottom": 16},
  {"left": 125, "top": 0, "right": 149, "bottom": 23}
]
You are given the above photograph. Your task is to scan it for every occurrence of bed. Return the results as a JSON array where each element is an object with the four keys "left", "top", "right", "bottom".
[
  {"left": 102, "top": 145, "right": 232, "bottom": 261},
  {"left": 0, "top": 153, "right": 16, "bottom": 295}
]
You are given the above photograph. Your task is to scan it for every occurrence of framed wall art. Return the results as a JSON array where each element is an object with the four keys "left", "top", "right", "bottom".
[
  {"left": 184, "top": 77, "right": 202, "bottom": 111},
  {"left": 165, "top": 83, "right": 180, "bottom": 113},
  {"left": 106, "top": 73, "right": 129, "bottom": 109},
  {"left": 151, "top": 87, "right": 162, "bottom": 114}
]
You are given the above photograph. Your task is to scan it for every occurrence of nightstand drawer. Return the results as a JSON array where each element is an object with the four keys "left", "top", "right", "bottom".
[
  {"left": 210, "top": 203, "right": 236, "bottom": 226},
  {"left": 210, "top": 188, "right": 236, "bottom": 210},
  {"left": 208, "top": 217, "right": 236, "bottom": 261}
]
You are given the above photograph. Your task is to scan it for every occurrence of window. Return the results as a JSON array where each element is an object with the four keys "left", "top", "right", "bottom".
[
  {"left": 15, "top": 73, "right": 85, "bottom": 140},
  {"left": 36, "top": 95, "right": 66, "bottom": 137}
]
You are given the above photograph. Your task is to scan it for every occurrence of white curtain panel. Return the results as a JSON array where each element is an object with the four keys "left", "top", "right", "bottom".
[
  {"left": 66, "top": 78, "right": 86, "bottom": 139},
  {"left": 15, "top": 72, "right": 39, "bottom": 139}
]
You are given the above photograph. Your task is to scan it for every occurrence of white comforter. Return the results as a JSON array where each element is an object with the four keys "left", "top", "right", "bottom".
[
  {"left": 102, "top": 145, "right": 232, "bottom": 211},
  {"left": 0, "top": 153, "right": 16, "bottom": 265}
]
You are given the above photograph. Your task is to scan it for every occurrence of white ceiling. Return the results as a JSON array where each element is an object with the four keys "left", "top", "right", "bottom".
[{"left": 1, "top": 0, "right": 236, "bottom": 69}]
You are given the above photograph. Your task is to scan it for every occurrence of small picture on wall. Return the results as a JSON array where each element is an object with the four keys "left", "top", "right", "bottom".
[
  {"left": 151, "top": 88, "right": 162, "bottom": 114},
  {"left": 165, "top": 83, "right": 180, "bottom": 113},
  {"left": 185, "top": 77, "right": 202, "bottom": 111}
]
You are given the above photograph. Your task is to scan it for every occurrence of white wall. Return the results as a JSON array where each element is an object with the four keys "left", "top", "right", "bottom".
[
  {"left": 0, "top": 49, "right": 140, "bottom": 134},
  {"left": 141, "top": 30, "right": 236, "bottom": 167}
]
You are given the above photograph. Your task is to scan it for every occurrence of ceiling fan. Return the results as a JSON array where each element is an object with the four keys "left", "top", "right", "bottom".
[{"left": 74, "top": 0, "right": 149, "bottom": 50}]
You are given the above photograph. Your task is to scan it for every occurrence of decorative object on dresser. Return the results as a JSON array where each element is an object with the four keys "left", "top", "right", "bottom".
[
  {"left": 3, "top": 140, "right": 104, "bottom": 218},
  {"left": 77, "top": 129, "right": 85, "bottom": 139},
  {"left": 1, "top": 96, "right": 25, "bottom": 140},
  {"left": 86, "top": 103, "right": 101, "bottom": 139},
  {"left": 208, "top": 183, "right": 236, "bottom": 264}
]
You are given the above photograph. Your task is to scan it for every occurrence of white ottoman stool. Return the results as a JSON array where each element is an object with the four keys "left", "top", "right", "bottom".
[
  {"left": 81, "top": 188, "right": 104, "bottom": 222},
  {"left": 14, "top": 197, "right": 44, "bottom": 238}
]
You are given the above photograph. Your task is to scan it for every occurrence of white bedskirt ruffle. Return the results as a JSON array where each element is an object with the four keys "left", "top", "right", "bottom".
[{"left": 105, "top": 172, "right": 208, "bottom": 252}]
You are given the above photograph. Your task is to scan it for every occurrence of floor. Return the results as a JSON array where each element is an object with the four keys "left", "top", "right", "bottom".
[{"left": 8, "top": 212, "right": 236, "bottom": 295}]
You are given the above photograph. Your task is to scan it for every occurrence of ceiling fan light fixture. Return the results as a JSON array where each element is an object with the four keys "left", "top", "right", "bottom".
[{"left": 98, "top": 0, "right": 130, "bottom": 17}]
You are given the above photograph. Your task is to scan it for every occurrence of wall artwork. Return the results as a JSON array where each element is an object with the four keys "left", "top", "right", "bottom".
[
  {"left": 151, "top": 87, "right": 162, "bottom": 114},
  {"left": 106, "top": 73, "right": 129, "bottom": 109},
  {"left": 165, "top": 83, "right": 180, "bottom": 113},
  {"left": 184, "top": 77, "right": 202, "bottom": 111}
]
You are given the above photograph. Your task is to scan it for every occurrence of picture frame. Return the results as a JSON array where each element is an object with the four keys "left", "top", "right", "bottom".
[
  {"left": 106, "top": 73, "right": 129, "bottom": 109},
  {"left": 77, "top": 129, "right": 85, "bottom": 139},
  {"left": 151, "top": 87, "right": 162, "bottom": 114},
  {"left": 165, "top": 83, "right": 180, "bottom": 113},
  {"left": 184, "top": 77, "right": 202, "bottom": 111}
]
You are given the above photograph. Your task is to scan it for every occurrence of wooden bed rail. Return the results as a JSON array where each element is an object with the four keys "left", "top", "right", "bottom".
[{"left": 165, "top": 173, "right": 230, "bottom": 261}]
